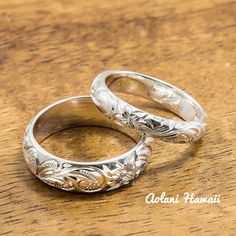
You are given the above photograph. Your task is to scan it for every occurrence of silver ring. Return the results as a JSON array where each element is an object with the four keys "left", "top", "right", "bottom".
[
  {"left": 91, "top": 70, "right": 207, "bottom": 143},
  {"left": 23, "top": 96, "right": 152, "bottom": 192}
]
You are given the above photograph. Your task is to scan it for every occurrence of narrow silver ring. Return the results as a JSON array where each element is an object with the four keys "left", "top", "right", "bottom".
[
  {"left": 91, "top": 70, "right": 207, "bottom": 143},
  {"left": 23, "top": 96, "right": 152, "bottom": 192}
]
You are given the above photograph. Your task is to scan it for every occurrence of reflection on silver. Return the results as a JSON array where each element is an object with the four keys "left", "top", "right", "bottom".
[
  {"left": 23, "top": 96, "right": 152, "bottom": 192},
  {"left": 91, "top": 70, "right": 207, "bottom": 143}
]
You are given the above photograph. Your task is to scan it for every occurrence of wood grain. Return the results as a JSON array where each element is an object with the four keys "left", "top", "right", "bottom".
[{"left": 0, "top": 0, "right": 236, "bottom": 235}]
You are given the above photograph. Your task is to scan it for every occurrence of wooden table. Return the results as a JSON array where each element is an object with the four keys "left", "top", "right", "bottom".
[{"left": 0, "top": 1, "right": 235, "bottom": 235}]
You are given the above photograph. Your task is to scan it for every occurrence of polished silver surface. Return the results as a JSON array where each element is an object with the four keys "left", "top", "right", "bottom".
[
  {"left": 91, "top": 70, "right": 207, "bottom": 143},
  {"left": 23, "top": 96, "right": 152, "bottom": 192}
]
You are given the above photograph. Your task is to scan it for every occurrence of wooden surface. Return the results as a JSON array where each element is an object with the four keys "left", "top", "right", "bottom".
[{"left": 0, "top": 0, "right": 236, "bottom": 235}]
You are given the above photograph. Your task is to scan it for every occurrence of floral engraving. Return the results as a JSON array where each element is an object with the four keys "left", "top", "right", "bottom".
[
  {"left": 93, "top": 87, "right": 206, "bottom": 143},
  {"left": 23, "top": 133, "right": 38, "bottom": 175},
  {"left": 36, "top": 141, "right": 152, "bottom": 192},
  {"left": 37, "top": 160, "right": 106, "bottom": 192}
]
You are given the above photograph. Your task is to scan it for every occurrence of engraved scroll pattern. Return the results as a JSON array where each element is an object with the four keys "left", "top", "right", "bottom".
[
  {"left": 93, "top": 87, "right": 206, "bottom": 143},
  {"left": 23, "top": 129, "right": 152, "bottom": 192}
]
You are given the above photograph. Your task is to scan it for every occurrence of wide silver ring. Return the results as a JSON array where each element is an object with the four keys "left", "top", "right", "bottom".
[
  {"left": 23, "top": 96, "right": 152, "bottom": 192},
  {"left": 91, "top": 70, "right": 207, "bottom": 143}
]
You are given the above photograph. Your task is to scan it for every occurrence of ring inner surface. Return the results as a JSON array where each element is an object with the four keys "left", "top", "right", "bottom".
[
  {"left": 33, "top": 97, "right": 140, "bottom": 161},
  {"left": 106, "top": 74, "right": 203, "bottom": 122}
]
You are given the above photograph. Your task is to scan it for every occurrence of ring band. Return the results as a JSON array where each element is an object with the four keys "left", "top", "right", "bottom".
[
  {"left": 23, "top": 96, "right": 152, "bottom": 192},
  {"left": 91, "top": 70, "right": 207, "bottom": 143}
]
